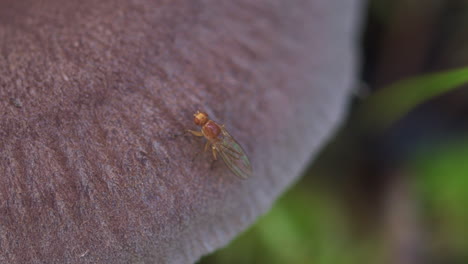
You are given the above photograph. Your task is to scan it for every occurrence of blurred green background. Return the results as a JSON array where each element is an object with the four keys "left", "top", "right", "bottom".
[{"left": 198, "top": 0, "right": 468, "bottom": 263}]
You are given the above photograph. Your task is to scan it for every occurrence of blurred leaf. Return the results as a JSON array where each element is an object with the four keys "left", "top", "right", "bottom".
[
  {"left": 412, "top": 138, "right": 468, "bottom": 252},
  {"left": 359, "top": 67, "right": 468, "bottom": 130}
]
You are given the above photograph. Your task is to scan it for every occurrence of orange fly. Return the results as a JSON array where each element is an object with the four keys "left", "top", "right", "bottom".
[{"left": 187, "top": 111, "right": 252, "bottom": 179}]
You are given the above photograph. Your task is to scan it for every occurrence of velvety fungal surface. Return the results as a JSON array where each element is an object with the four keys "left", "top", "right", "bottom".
[{"left": 0, "top": 0, "right": 362, "bottom": 263}]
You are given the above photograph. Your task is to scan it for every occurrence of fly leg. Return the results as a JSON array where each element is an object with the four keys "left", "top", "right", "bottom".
[
  {"left": 211, "top": 146, "right": 218, "bottom": 160},
  {"left": 187, "top": 129, "right": 203, "bottom": 137}
]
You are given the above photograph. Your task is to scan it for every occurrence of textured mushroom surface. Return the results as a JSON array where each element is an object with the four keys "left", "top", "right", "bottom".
[{"left": 0, "top": 0, "right": 362, "bottom": 263}]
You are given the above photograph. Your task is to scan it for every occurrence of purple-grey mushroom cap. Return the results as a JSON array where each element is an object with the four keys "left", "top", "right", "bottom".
[{"left": 0, "top": 0, "right": 363, "bottom": 263}]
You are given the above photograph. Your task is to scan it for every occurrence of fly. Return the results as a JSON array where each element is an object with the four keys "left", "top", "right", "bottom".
[{"left": 187, "top": 111, "right": 252, "bottom": 179}]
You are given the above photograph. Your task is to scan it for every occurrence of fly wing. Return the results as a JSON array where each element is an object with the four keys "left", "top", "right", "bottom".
[{"left": 215, "top": 127, "right": 252, "bottom": 179}]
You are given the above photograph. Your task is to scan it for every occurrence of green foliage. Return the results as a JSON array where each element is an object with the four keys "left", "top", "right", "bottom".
[
  {"left": 359, "top": 67, "right": 468, "bottom": 130},
  {"left": 412, "top": 138, "right": 468, "bottom": 253}
]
